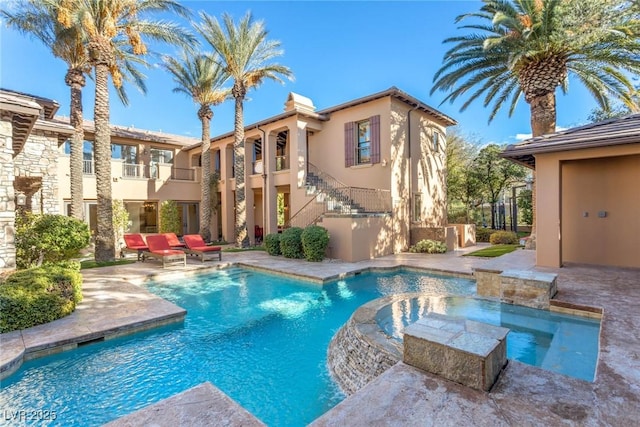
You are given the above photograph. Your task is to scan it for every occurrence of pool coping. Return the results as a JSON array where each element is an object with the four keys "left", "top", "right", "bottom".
[{"left": 0, "top": 251, "right": 640, "bottom": 426}]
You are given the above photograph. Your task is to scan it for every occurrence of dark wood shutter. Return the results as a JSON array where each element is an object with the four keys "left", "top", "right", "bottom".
[
  {"left": 370, "top": 115, "right": 381, "bottom": 164},
  {"left": 345, "top": 121, "right": 355, "bottom": 167}
]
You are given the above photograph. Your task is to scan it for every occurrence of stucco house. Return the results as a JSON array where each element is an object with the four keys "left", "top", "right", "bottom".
[
  {"left": 190, "top": 87, "right": 457, "bottom": 261},
  {"left": 502, "top": 114, "right": 640, "bottom": 269},
  {"left": 1, "top": 87, "right": 456, "bottom": 266}
]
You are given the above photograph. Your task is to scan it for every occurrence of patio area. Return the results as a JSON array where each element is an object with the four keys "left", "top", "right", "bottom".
[{"left": 1, "top": 247, "right": 638, "bottom": 425}]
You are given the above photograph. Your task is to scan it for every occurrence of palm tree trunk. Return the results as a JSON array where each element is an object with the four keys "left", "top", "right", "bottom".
[
  {"left": 199, "top": 105, "right": 212, "bottom": 241},
  {"left": 66, "top": 68, "right": 85, "bottom": 221},
  {"left": 233, "top": 94, "right": 249, "bottom": 247},
  {"left": 93, "top": 63, "right": 115, "bottom": 261},
  {"left": 527, "top": 92, "right": 557, "bottom": 249}
]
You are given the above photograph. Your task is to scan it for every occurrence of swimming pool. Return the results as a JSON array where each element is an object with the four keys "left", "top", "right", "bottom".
[
  {"left": 375, "top": 295, "right": 600, "bottom": 381},
  {"left": 0, "top": 267, "right": 475, "bottom": 426}
]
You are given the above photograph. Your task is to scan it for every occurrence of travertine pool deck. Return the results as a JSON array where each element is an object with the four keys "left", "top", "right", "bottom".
[{"left": 1, "top": 247, "right": 639, "bottom": 425}]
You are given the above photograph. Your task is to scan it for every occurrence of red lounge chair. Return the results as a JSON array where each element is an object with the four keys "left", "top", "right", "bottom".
[
  {"left": 183, "top": 234, "right": 222, "bottom": 262},
  {"left": 162, "top": 232, "right": 186, "bottom": 248},
  {"left": 121, "top": 233, "right": 149, "bottom": 260},
  {"left": 144, "top": 234, "right": 186, "bottom": 268}
]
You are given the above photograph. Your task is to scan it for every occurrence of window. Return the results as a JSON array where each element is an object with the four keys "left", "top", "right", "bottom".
[
  {"left": 357, "top": 121, "right": 371, "bottom": 164},
  {"left": 112, "top": 144, "right": 137, "bottom": 163},
  {"left": 150, "top": 148, "right": 173, "bottom": 164},
  {"left": 432, "top": 131, "right": 440, "bottom": 152},
  {"left": 63, "top": 140, "right": 94, "bottom": 174},
  {"left": 413, "top": 193, "right": 422, "bottom": 221},
  {"left": 345, "top": 115, "right": 380, "bottom": 167}
]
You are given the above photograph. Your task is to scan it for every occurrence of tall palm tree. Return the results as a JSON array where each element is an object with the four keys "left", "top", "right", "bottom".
[
  {"left": 162, "top": 51, "right": 230, "bottom": 241},
  {"left": 2, "top": 0, "right": 90, "bottom": 221},
  {"left": 58, "top": 0, "right": 194, "bottom": 261},
  {"left": 432, "top": 0, "right": 640, "bottom": 247},
  {"left": 195, "top": 11, "right": 293, "bottom": 247}
]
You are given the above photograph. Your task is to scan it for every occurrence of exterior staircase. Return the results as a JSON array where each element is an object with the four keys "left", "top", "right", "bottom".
[{"left": 286, "top": 163, "right": 391, "bottom": 228}]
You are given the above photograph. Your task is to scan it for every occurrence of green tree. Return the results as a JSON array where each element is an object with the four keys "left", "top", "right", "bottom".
[
  {"left": 445, "top": 128, "right": 482, "bottom": 223},
  {"left": 162, "top": 51, "right": 230, "bottom": 242},
  {"left": 112, "top": 199, "right": 130, "bottom": 249},
  {"left": 473, "top": 145, "right": 527, "bottom": 229},
  {"left": 160, "top": 200, "right": 181, "bottom": 235},
  {"left": 2, "top": 0, "right": 90, "bottom": 221},
  {"left": 195, "top": 11, "right": 293, "bottom": 247},
  {"left": 517, "top": 188, "right": 533, "bottom": 226},
  {"left": 432, "top": 0, "right": 640, "bottom": 246},
  {"left": 58, "top": 0, "right": 194, "bottom": 261}
]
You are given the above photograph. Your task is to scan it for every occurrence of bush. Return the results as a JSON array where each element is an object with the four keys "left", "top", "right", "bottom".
[
  {"left": 159, "top": 200, "right": 181, "bottom": 235},
  {"left": 15, "top": 213, "right": 90, "bottom": 269},
  {"left": 0, "top": 262, "right": 82, "bottom": 333},
  {"left": 264, "top": 233, "right": 281, "bottom": 256},
  {"left": 301, "top": 225, "right": 329, "bottom": 262},
  {"left": 280, "top": 227, "right": 304, "bottom": 259},
  {"left": 475, "top": 227, "right": 495, "bottom": 243},
  {"left": 408, "top": 239, "right": 448, "bottom": 254},
  {"left": 489, "top": 231, "right": 519, "bottom": 245}
]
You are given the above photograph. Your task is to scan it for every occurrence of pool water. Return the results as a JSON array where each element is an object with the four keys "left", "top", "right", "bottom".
[
  {"left": 376, "top": 295, "right": 600, "bottom": 381},
  {"left": 0, "top": 268, "right": 598, "bottom": 426}
]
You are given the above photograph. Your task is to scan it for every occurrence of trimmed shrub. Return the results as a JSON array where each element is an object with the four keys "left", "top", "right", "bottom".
[
  {"left": 15, "top": 213, "right": 90, "bottom": 269},
  {"left": 159, "top": 200, "right": 181, "bottom": 234},
  {"left": 301, "top": 225, "right": 330, "bottom": 262},
  {"left": 408, "top": 239, "right": 447, "bottom": 254},
  {"left": 475, "top": 227, "right": 495, "bottom": 243},
  {"left": 264, "top": 233, "right": 282, "bottom": 256},
  {"left": 280, "top": 227, "right": 304, "bottom": 259},
  {"left": 0, "top": 262, "right": 83, "bottom": 333},
  {"left": 489, "top": 231, "right": 519, "bottom": 245}
]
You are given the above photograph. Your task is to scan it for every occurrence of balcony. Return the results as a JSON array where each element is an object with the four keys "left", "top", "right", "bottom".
[
  {"left": 122, "top": 163, "right": 145, "bottom": 178},
  {"left": 170, "top": 167, "right": 195, "bottom": 181}
]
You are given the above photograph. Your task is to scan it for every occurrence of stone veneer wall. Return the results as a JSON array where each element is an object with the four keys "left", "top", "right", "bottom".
[
  {"left": 0, "top": 120, "right": 16, "bottom": 269},
  {"left": 327, "top": 317, "right": 400, "bottom": 395},
  {"left": 13, "top": 131, "right": 60, "bottom": 215}
]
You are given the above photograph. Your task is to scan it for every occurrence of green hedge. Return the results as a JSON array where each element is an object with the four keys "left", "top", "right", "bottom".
[
  {"left": 15, "top": 213, "right": 90, "bottom": 269},
  {"left": 475, "top": 227, "right": 494, "bottom": 243},
  {"left": 408, "top": 239, "right": 447, "bottom": 254},
  {"left": 489, "top": 230, "right": 519, "bottom": 245},
  {"left": 264, "top": 233, "right": 281, "bottom": 256},
  {"left": 301, "top": 225, "right": 330, "bottom": 262},
  {"left": 280, "top": 227, "right": 304, "bottom": 259},
  {"left": 0, "top": 261, "right": 83, "bottom": 333}
]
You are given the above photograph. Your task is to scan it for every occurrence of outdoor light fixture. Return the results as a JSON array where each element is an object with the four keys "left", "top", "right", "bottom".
[{"left": 16, "top": 192, "right": 26, "bottom": 206}]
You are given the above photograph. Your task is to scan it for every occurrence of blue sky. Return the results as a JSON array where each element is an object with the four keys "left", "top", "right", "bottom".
[{"left": 1, "top": 0, "right": 600, "bottom": 145}]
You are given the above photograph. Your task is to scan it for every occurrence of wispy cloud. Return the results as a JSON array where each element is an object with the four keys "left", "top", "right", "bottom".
[{"left": 514, "top": 126, "right": 568, "bottom": 141}]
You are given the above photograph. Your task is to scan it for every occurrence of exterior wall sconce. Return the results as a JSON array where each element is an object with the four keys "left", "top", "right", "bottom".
[
  {"left": 381, "top": 159, "right": 388, "bottom": 167},
  {"left": 16, "top": 192, "right": 27, "bottom": 206}
]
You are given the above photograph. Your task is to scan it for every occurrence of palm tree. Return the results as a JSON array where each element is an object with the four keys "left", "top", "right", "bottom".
[
  {"left": 195, "top": 11, "right": 293, "bottom": 247},
  {"left": 162, "top": 51, "right": 230, "bottom": 242},
  {"left": 432, "top": 0, "right": 640, "bottom": 247},
  {"left": 58, "top": 0, "right": 194, "bottom": 261},
  {"left": 2, "top": 0, "right": 90, "bottom": 221}
]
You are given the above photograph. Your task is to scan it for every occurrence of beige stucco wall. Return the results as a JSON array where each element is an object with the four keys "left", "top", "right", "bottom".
[
  {"left": 321, "top": 214, "right": 394, "bottom": 262},
  {"left": 535, "top": 144, "right": 640, "bottom": 268},
  {"left": 57, "top": 140, "right": 200, "bottom": 209}
]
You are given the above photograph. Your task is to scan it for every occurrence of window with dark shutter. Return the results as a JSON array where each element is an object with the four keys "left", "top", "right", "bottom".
[
  {"left": 370, "top": 115, "right": 380, "bottom": 164},
  {"left": 345, "top": 121, "right": 355, "bottom": 167}
]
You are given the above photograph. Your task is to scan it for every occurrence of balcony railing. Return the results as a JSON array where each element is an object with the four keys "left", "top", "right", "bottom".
[
  {"left": 275, "top": 155, "right": 288, "bottom": 171},
  {"left": 171, "top": 167, "right": 195, "bottom": 181},
  {"left": 83, "top": 160, "right": 94, "bottom": 175},
  {"left": 122, "top": 163, "right": 144, "bottom": 178}
]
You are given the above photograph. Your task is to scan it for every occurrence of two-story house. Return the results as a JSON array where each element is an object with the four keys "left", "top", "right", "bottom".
[
  {"left": 191, "top": 87, "right": 456, "bottom": 261},
  {"left": 1, "top": 87, "right": 456, "bottom": 266}
]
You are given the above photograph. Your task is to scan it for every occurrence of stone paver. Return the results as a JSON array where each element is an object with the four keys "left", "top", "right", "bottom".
[
  {"left": 104, "top": 382, "right": 265, "bottom": 427},
  {"left": 2, "top": 247, "right": 639, "bottom": 426}
]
